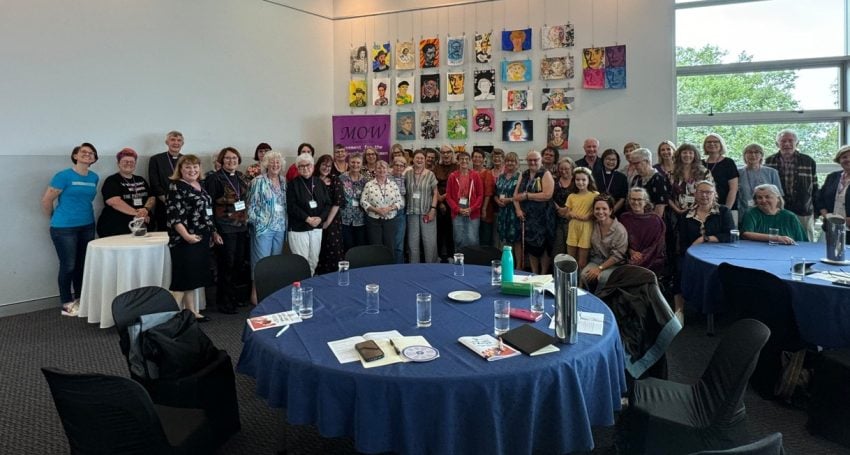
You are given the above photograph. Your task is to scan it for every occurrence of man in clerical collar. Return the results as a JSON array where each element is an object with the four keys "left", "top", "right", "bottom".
[{"left": 148, "top": 130, "right": 184, "bottom": 231}]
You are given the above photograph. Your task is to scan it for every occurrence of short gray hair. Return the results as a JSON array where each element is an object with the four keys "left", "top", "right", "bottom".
[
  {"left": 629, "top": 147, "right": 652, "bottom": 163},
  {"left": 775, "top": 129, "right": 798, "bottom": 145},
  {"left": 629, "top": 187, "right": 654, "bottom": 212},
  {"left": 261, "top": 150, "right": 284, "bottom": 172},
  {"left": 753, "top": 183, "right": 785, "bottom": 209},
  {"left": 295, "top": 152, "right": 314, "bottom": 166}
]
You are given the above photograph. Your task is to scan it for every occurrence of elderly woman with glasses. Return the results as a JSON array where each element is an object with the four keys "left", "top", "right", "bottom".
[
  {"left": 361, "top": 160, "right": 405, "bottom": 252},
  {"left": 619, "top": 187, "right": 666, "bottom": 275},
  {"left": 741, "top": 183, "right": 807, "bottom": 244},
  {"left": 514, "top": 150, "right": 555, "bottom": 274},
  {"left": 627, "top": 147, "right": 670, "bottom": 217},
  {"left": 287, "top": 153, "right": 331, "bottom": 275},
  {"left": 737, "top": 143, "right": 783, "bottom": 224},
  {"left": 246, "top": 150, "right": 287, "bottom": 304}
]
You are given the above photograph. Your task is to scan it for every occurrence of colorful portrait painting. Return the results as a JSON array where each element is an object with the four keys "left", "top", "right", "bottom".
[
  {"left": 396, "top": 111, "right": 415, "bottom": 141},
  {"left": 447, "top": 36, "right": 465, "bottom": 66},
  {"left": 604, "top": 45, "right": 627, "bottom": 89},
  {"left": 541, "top": 24, "right": 574, "bottom": 49},
  {"left": 420, "top": 110, "right": 440, "bottom": 140},
  {"left": 501, "top": 28, "right": 532, "bottom": 52},
  {"left": 547, "top": 118, "right": 570, "bottom": 150},
  {"left": 447, "top": 108, "right": 468, "bottom": 140},
  {"left": 542, "top": 87, "right": 574, "bottom": 111},
  {"left": 474, "top": 32, "right": 492, "bottom": 63},
  {"left": 420, "top": 73, "right": 440, "bottom": 103},
  {"left": 540, "top": 56, "right": 573, "bottom": 80},
  {"left": 396, "top": 41, "right": 415, "bottom": 70},
  {"left": 472, "top": 107, "right": 495, "bottom": 133},
  {"left": 372, "top": 42, "right": 391, "bottom": 72},
  {"left": 502, "top": 120, "right": 533, "bottom": 142},
  {"left": 349, "top": 79, "right": 368, "bottom": 108},
  {"left": 473, "top": 69, "right": 496, "bottom": 100},
  {"left": 446, "top": 72, "right": 465, "bottom": 102},
  {"left": 501, "top": 59, "right": 532, "bottom": 82},
  {"left": 582, "top": 47, "right": 606, "bottom": 89},
  {"left": 395, "top": 77, "right": 414, "bottom": 105},
  {"left": 350, "top": 45, "right": 368, "bottom": 74},
  {"left": 372, "top": 77, "right": 390, "bottom": 106},
  {"left": 420, "top": 38, "right": 440, "bottom": 68},
  {"left": 501, "top": 88, "right": 533, "bottom": 112}
]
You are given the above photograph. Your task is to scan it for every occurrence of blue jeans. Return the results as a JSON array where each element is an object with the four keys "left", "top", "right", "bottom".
[
  {"left": 49, "top": 224, "right": 95, "bottom": 304},
  {"left": 251, "top": 229, "right": 285, "bottom": 277},
  {"left": 452, "top": 216, "right": 480, "bottom": 250},
  {"left": 392, "top": 209, "right": 406, "bottom": 263}
]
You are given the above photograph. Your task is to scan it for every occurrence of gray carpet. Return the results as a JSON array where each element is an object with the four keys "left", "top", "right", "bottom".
[{"left": 0, "top": 300, "right": 847, "bottom": 454}]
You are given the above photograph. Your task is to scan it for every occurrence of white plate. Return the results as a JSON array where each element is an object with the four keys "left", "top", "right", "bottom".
[
  {"left": 820, "top": 257, "right": 850, "bottom": 266},
  {"left": 448, "top": 290, "right": 482, "bottom": 302}
]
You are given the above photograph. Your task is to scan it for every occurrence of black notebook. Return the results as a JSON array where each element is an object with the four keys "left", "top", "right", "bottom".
[{"left": 501, "top": 324, "right": 559, "bottom": 356}]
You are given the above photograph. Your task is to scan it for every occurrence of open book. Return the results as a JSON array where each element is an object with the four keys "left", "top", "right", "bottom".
[
  {"left": 246, "top": 310, "right": 303, "bottom": 331},
  {"left": 328, "top": 330, "right": 434, "bottom": 368},
  {"left": 458, "top": 334, "right": 521, "bottom": 361}
]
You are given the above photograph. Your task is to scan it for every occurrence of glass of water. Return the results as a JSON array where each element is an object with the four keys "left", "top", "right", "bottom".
[
  {"left": 300, "top": 287, "right": 314, "bottom": 319},
  {"left": 453, "top": 253, "right": 465, "bottom": 276},
  {"left": 768, "top": 228, "right": 780, "bottom": 245},
  {"left": 491, "top": 260, "right": 502, "bottom": 285},
  {"left": 365, "top": 284, "right": 380, "bottom": 314},
  {"left": 530, "top": 283, "right": 545, "bottom": 315},
  {"left": 338, "top": 261, "right": 350, "bottom": 286},
  {"left": 730, "top": 229, "right": 740, "bottom": 246},
  {"left": 494, "top": 300, "right": 510, "bottom": 336},
  {"left": 790, "top": 257, "right": 806, "bottom": 281},
  {"left": 416, "top": 293, "right": 432, "bottom": 328}
]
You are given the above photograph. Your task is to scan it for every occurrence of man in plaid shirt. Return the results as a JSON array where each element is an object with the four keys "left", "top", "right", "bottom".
[{"left": 764, "top": 129, "right": 818, "bottom": 241}]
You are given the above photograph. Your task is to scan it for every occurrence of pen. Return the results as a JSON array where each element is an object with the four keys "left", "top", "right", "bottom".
[
  {"left": 389, "top": 339, "right": 401, "bottom": 355},
  {"left": 275, "top": 325, "right": 290, "bottom": 338},
  {"left": 498, "top": 336, "right": 504, "bottom": 354}
]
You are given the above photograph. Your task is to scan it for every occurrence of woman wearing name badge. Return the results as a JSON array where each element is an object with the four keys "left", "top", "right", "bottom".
[
  {"left": 514, "top": 150, "right": 555, "bottom": 274},
  {"left": 495, "top": 152, "right": 521, "bottom": 264},
  {"left": 167, "top": 154, "right": 222, "bottom": 322},
  {"left": 286, "top": 143, "right": 315, "bottom": 182},
  {"left": 361, "top": 160, "right": 405, "bottom": 253},
  {"left": 598, "top": 149, "right": 628, "bottom": 214},
  {"left": 96, "top": 147, "right": 155, "bottom": 238},
  {"left": 205, "top": 147, "right": 250, "bottom": 314},
  {"left": 246, "top": 150, "right": 287, "bottom": 305},
  {"left": 41, "top": 142, "right": 100, "bottom": 317},
  {"left": 390, "top": 156, "right": 409, "bottom": 262},
  {"left": 338, "top": 153, "right": 369, "bottom": 252},
  {"left": 741, "top": 184, "right": 807, "bottom": 244},
  {"left": 315, "top": 154, "right": 345, "bottom": 274},
  {"left": 581, "top": 194, "right": 627, "bottom": 293},
  {"left": 363, "top": 147, "right": 380, "bottom": 180},
  {"left": 405, "top": 150, "right": 440, "bottom": 263},
  {"left": 446, "top": 151, "right": 484, "bottom": 250},
  {"left": 287, "top": 153, "right": 331, "bottom": 275},
  {"left": 816, "top": 145, "right": 850, "bottom": 242}
]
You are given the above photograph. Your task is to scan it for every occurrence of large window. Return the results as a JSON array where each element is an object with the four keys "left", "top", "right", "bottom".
[{"left": 675, "top": 0, "right": 849, "bottom": 170}]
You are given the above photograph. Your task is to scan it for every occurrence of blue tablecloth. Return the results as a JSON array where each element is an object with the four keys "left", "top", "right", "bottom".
[
  {"left": 237, "top": 263, "right": 627, "bottom": 455},
  {"left": 682, "top": 241, "right": 850, "bottom": 348}
]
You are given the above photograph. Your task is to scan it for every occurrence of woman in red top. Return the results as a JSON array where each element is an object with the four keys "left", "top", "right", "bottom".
[
  {"left": 446, "top": 151, "right": 484, "bottom": 250},
  {"left": 471, "top": 148, "right": 496, "bottom": 246}
]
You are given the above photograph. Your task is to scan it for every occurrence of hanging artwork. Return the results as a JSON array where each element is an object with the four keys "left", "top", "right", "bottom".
[
  {"left": 446, "top": 72, "right": 465, "bottom": 102},
  {"left": 420, "top": 74, "right": 440, "bottom": 103},
  {"left": 349, "top": 79, "right": 368, "bottom": 107},
  {"left": 395, "top": 77, "right": 414, "bottom": 105},
  {"left": 474, "top": 32, "right": 493, "bottom": 63},
  {"left": 420, "top": 38, "right": 440, "bottom": 68},
  {"left": 501, "top": 28, "right": 532, "bottom": 52},
  {"left": 421, "top": 110, "right": 440, "bottom": 140},
  {"left": 472, "top": 107, "right": 495, "bottom": 132},
  {"left": 502, "top": 120, "right": 533, "bottom": 142},
  {"left": 542, "top": 87, "right": 574, "bottom": 111},
  {"left": 447, "top": 108, "right": 468, "bottom": 140},
  {"left": 604, "top": 45, "right": 627, "bottom": 89},
  {"left": 541, "top": 24, "right": 574, "bottom": 49},
  {"left": 540, "top": 56, "right": 573, "bottom": 80},
  {"left": 547, "top": 118, "right": 570, "bottom": 150},
  {"left": 396, "top": 41, "right": 415, "bottom": 70},
  {"left": 582, "top": 47, "right": 605, "bottom": 89},
  {"left": 501, "top": 59, "right": 532, "bottom": 82},
  {"left": 350, "top": 45, "right": 368, "bottom": 74},
  {"left": 397, "top": 112, "right": 416, "bottom": 141},
  {"left": 372, "top": 77, "right": 390, "bottom": 106},
  {"left": 473, "top": 69, "right": 496, "bottom": 100},
  {"left": 501, "top": 88, "right": 533, "bottom": 112},
  {"left": 447, "top": 36, "right": 465, "bottom": 66},
  {"left": 372, "top": 42, "right": 391, "bottom": 72}
]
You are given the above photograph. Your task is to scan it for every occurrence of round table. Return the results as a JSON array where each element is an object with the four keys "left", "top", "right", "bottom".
[
  {"left": 682, "top": 240, "right": 850, "bottom": 348},
  {"left": 238, "top": 263, "right": 627, "bottom": 455}
]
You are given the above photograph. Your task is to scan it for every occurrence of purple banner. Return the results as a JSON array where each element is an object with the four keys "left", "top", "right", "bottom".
[{"left": 332, "top": 114, "right": 391, "bottom": 161}]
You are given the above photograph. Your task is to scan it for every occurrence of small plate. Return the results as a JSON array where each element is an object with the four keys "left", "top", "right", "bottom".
[
  {"left": 820, "top": 257, "right": 850, "bottom": 266},
  {"left": 402, "top": 345, "right": 440, "bottom": 362},
  {"left": 448, "top": 290, "right": 482, "bottom": 302}
]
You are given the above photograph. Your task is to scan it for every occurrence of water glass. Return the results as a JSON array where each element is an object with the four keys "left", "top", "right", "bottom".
[
  {"left": 453, "top": 253, "right": 465, "bottom": 276},
  {"left": 365, "top": 283, "right": 380, "bottom": 314},
  {"left": 300, "top": 287, "right": 314, "bottom": 319},
  {"left": 494, "top": 300, "right": 510, "bottom": 336},
  {"left": 490, "top": 260, "right": 502, "bottom": 286},
  {"left": 730, "top": 229, "right": 740, "bottom": 246},
  {"left": 338, "top": 261, "right": 350, "bottom": 286},
  {"left": 416, "top": 293, "right": 432, "bottom": 328},
  {"left": 790, "top": 257, "right": 806, "bottom": 281},
  {"left": 768, "top": 228, "right": 780, "bottom": 246},
  {"left": 530, "top": 283, "right": 545, "bottom": 315}
]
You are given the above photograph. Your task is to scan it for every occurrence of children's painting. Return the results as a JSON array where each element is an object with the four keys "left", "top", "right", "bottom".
[
  {"left": 447, "top": 108, "right": 468, "bottom": 140},
  {"left": 421, "top": 110, "right": 440, "bottom": 140},
  {"left": 396, "top": 41, "right": 415, "bottom": 70},
  {"left": 349, "top": 79, "right": 368, "bottom": 107},
  {"left": 395, "top": 77, "right": 414, "bottom": 105},
  {"left": 540, "top": 56, "right": 573, "bottom": 80},
  {"left": 501, "top": 28, "right": 532, "bottom": 52},
  {"left": 446, "top": 72, "right": 465, "bottom": 102},
  {"left": 472, "top": 107, "right": 495, "bottom": 133},
  {"left": 420, "top": 73, "right": 440, "bottom": 103},
  {"left": 547, "top": 118, "right": 570, "bottom": 150},
  {"left": 542, "top": 87, "right": 574, "bottom": 111},
  {"left": 582, "top": 47, "right": 605, "bottom": 89},
  {"left": 373, "top": 77, "right": 390, "bottom": 106},
  {"left": 541, "top": 24, "right": 574, "bottom": 49},
  {"left": 473, "top": 69, "right": 496, "bottom": 100},
  {"left": 420, "top": 38, "right": 440, "bottom": 68},
  {"left": 350, "top": 45, "right": 368, "bottom": 74},
  {"left": 501, "top": 88, "right": 533, "bottom": 112},
  {"left": 604, "top": 45, "right": 626, "bottom": 89},
  {"left": 372, "top": 42, "right": 391, "bottom": 72},
  {"left": 396, "top": 112, "right": 416, "bottom": 141},
  {"left": 474, "top": 32, "right": 492, "bottom": 63},
  {"left": 447, "top": 36, "right": 465, "bottom": 66},
  {"left": 501, "top": 59, "right": 531, "bottom": 82},
  {"left": 503, "top": 120, "right": 533, "bottom": 142}
]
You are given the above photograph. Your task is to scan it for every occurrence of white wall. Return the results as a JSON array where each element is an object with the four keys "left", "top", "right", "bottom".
[
  {"left": 0, "top": 0, "right": 334, "bottom": 306},
  {"left": 332, "top": 0, "right": 675, "bottom": 162}
]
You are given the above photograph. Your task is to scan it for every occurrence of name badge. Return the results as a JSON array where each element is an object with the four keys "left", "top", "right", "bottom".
[
  {"left": 684, "top": 195, "right": 695, "bottom": 205},
  {"left": 233, "top": 200, "right": 246, "bottom": 211},
  {"left": 412, "top": 192, "right": 421, "bottom": 199},
  {"left": 205, "top": 207, "right": 213, "bottom": 216},
  {"left": 501, "top": 194, "right": 508, "bottom": 199},
  {"left": 133, "top": 197, "right": 143, "bottom": 206},
  {"left": 308, "top": 200, "right": 318, "bottom": 209},
  {"left": 459, "top": 197, "right": 469, "bottom": 206},
  {"left": 274, "top": 203, "right": 284, "bottom": 212},
  {"left": 748, "top": 200, "right": 755, "bottom": 207},
  {"left": 351, "top": 200, "right": 360, "bottom": 207}
]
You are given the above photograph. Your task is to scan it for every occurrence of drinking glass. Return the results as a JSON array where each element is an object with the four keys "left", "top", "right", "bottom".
[
  {"left": 491, "top": 260, "right": 502, "bottom": 285},
  {"left": 453, "top": 253, "right": 465, "bottom": 276},
  {"left": 730, "top": 229, "right": 740, "bottom": 246},
  {"left": 300, "top": 287, "right": 314, "bottom": 319},
  {"left": 530, "top": 283, "right": 545, "bottom": 315},
  {"left": 365, "top": 284, "right": 380, "bottom": 314},
  {"left": 768, "top": 228, "right": 780, "bottom": 245},
  {"left": 494, "top": 300, "right": 510, "bottom": 336},
  {"left": 416, "top": 293, "right": 432, "bottom": 327},
  {"left": 338, "top": 261, "right": 350, "bottom": 286},
  {"left": 790, "top": 257, "right": 806, "bottom": 281}
]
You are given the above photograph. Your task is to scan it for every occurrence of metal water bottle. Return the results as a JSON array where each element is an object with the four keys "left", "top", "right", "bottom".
[
  {"left": 553, "top": 254, "right": 578, "bottom": 344},
  {"left": 501, "top": 246, "right": 514, "bottom": 283}
]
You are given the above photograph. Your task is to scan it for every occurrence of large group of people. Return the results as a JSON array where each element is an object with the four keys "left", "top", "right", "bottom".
[{"left": 43, "top": 128, "right": 849, "bottom": 324}]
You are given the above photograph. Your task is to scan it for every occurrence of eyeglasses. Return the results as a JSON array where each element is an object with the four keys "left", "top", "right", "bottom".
[
  {"left": 77, "top": 151, "right": 95, "bottom": 156},
  {"left": 696, "top": 190, "right": 714, "bottom": 195},
  {"left": 628, "top": 198, "right": 645, "bottom": 202},
  {"left": 705, "top": 140, "right": 721, "bottom": 145},
  {"left": 527, "top": 158, "right": 540, "bottom": 163},
  {"left": 297, "top": 164, "right": 312, "bottom": 169}
]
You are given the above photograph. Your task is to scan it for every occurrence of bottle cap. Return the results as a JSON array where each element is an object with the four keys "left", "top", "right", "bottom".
[
  {"left": 293, "top": 281, "right": 301, "bottom": 287},
  {"left": 504, "top": 246, "right": 512, "bottom": 250}
]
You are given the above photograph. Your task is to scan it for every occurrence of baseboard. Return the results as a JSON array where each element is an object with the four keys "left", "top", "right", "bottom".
[{"left": 0, "top": 296, "right": 60, "bottom": 318}]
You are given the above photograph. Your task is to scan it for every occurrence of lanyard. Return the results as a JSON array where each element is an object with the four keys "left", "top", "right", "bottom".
[
  {"left": 167, "top": 153, "right": 180, "bottom": 173},
  {"left": 300, "top": 176, "right": 315, "bottom": 199},
  {"left": 219, "top": 170, "right": 241, "bottom": 199},
  {"left": 601, "top": 171, "right": 614, "bottom": 194},
  {"left": 122, "top": 175, "right": 141, "bottom": 197}
]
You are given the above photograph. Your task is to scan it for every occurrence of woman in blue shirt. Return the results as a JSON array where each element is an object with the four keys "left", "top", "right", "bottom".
[{"left": 41, "top": 143, "right": 99, "bottom": 317}]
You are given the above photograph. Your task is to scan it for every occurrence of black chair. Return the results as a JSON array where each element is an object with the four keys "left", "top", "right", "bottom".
[
  {"left": 617, "top": 318, "right": 771, "bottom": 454},
  {"left": 345, "top": 244, "right": 395, "bottom": 269},
  {"left": 690, "top": 432, "right": 785, "bottom": 455},
  {"left": 254, "top": 253, "right": 311, "bottom": 303},
  {"left": 457, "top": 245, "right": 502, "bottom": 266},
  {"left": 42, "top": 367, "right": 218, "bottom": 455},
  {"left": 718, "top": 263, "right": 807, "bottom": 399},
  {"left": 111, "top": 286, "right": 241, "bottom": 444}
]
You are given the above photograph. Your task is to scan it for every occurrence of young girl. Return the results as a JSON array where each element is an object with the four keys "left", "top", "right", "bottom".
[{"left": 565, "top": 167, "right": 599, "bottom": 271}]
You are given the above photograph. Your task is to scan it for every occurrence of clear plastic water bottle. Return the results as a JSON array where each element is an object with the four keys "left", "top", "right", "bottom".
[
  {"left": 291, "top": 282, "right": 303, "bottom": 314},
  {"left": 501, "top": 246, "right": 514, "bottom": 283}
]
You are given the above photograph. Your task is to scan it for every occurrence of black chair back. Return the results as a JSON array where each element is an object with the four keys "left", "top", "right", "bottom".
[
  {"left": 111, "top": 286, "right": 179, "bottom": 359},
  {"left": 345, "top": 245, "right": 395, "bottom": 269},
  {"left": 458, "top": 245, "right": 502, "bottom": 266},
  {"left": 690, "top": 432, "right": 784, "bottom": 455},
  {"left": 254, "top": 253, "right": 312, "bottom": 304}
]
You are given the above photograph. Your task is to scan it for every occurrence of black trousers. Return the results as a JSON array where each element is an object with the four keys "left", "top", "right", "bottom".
[{"left": 216, "top": 231, "right": 249, "bottom": 310}]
